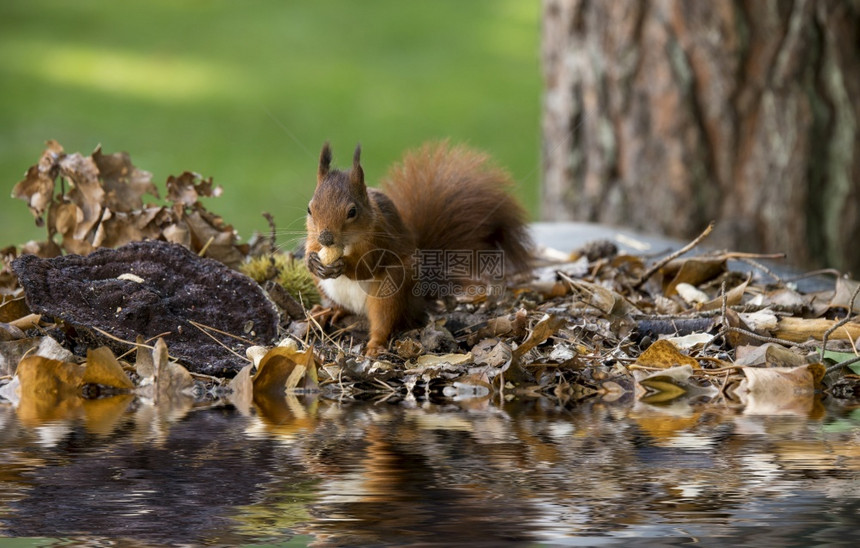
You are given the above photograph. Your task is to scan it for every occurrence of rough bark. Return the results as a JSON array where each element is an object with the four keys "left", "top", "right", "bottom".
[{"left": 541, "top": 0, "right": 859, "bottom": 271}]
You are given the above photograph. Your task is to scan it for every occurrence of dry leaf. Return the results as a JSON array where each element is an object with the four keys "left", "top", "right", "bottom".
[
  {"left": 675, "top": 282, "right": 709, "bottom": 305},
  {"left": 253, "top": 346, "right": 317, "bottom": 397},
  {"left": 17, "top": 355, "right": 85, "bottom": 394},
  {"left": 83, "top": 346, "right": 134, "bottom": 390},
  {"left": 394, "top": 338, "right": 424, "bottom": 359},
  {"left": 701, "top": 278, "right": 749, "bottom": 311},
  {"left": 81, "top": 394, "right": 135, "bottom": 435},
  {"left": 11, "top": 141, "right": 251, "bottom": 272},
  {"left": 92, "top": 145, "right": 158, "bottom": 212},
  {"left": 630, "top": 400, "right": 703, "bottom": 441},
  {"left": 1, "top": 338, "right": 41, "bottom": 377},
  {"left": 665, "top": 333, "right": 713, "bottom": 350},
  {"left": 11, "top": 139, "right": 64, "bottom": 222},
  {"left": 135, "top": 335, "right": 155, "bottom": 380},
  {"left": 514, "top": 314, "right": 565, "bottom": 358},
  {"left": 662, "top": 256, "right": 726, "bottom": 296},
  {"left": 568, "top": 280, "right": 638, "bottom": 316},
  {"left": 633, "top": 365, "right": 713, "bottom": 404},
  {"left": 445, "top": 372, "right": 493, "bottom": 400},
  {"left": 0, "top": 297, "right": 30, "bottom": 324},
  {"left": 414, "top": 352, "right": 473, "bottom": 367},
  {"left": 228, "top": 364, "right": 254, "bottom": 415},
  {"left": 775, "top": 317, "right": 860, "bottom": 343},
  {"left": 634, "top": 339, "right": 700, "bottom": 370},
  {"left": 734, "top": 343, "right": 812, "bottom": 368},
  {"left": 739, "top": 363, "right": 824, "bottom": 395},
  {"left": 253, "top": 347, "right": 301, "bottom": 397},
  {"left": 737, "top": 363, "right": 826, "bottom": 415},
  {"left": 830, "top": 277, "right": 860, "bottom": 313}
]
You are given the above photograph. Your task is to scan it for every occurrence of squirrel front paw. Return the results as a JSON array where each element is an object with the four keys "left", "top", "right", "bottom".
[{"left": 307, "top": 251, "right": 344, "bottom": 279}]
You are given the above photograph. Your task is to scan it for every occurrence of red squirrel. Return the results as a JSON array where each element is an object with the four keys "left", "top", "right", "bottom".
[{"left": 305, "top": 141, "right": 532, "bottom": 357}]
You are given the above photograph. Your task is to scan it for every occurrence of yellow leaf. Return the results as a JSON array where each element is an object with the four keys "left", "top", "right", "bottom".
[
  {"left": 253, "top": 346, "right": 317, "bottom": 396},
  {"left": 83, "top": 347, "right": 134, "bottom": 390},
  {"left": 16, "top": 355, "right": 85, "bottom": 426},
  {"left": 17, "top": 355, "right": 85, "bottom": 394},
  {"left": 82, "top": 395, "right": 134, "bottom": 435},
  {"left": 253, "top": 347, "right": 300, "bottom": 397},
  {"left": 634, "top": 339, "right": 700, "bottom": 370},
  {"left": 638, "top": 379, "right": 688, "bottom": 404}
]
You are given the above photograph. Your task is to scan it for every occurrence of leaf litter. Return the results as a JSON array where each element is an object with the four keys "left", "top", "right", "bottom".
[{"left": 1, "top": 141, "right": 860, "bottom": 426}]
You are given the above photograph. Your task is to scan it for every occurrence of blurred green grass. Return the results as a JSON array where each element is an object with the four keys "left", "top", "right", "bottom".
[{"left": 0, "top": 0, "right": 541, "bottom": 249}]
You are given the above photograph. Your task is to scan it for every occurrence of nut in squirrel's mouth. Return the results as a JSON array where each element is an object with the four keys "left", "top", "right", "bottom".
[{"left": 318, "top": 245, "right": 344, "bottom": 266}]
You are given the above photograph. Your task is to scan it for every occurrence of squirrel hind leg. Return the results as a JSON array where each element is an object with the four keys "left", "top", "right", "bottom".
[{"left": 364, "top": 296, "right": 399, "bottom": 357}]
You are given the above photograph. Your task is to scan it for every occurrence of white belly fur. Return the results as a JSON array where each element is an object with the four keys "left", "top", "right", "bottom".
[{"left": 318, "top": 276, "right": 368, "bottom": 315}]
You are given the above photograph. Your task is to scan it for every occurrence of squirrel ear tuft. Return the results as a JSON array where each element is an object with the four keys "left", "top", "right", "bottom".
[
  {"left": 350, "top": 143, "right": 364, "bottom": 187},
  {"left": 318, "top": 142, "right": 332, "bottom": 184}
]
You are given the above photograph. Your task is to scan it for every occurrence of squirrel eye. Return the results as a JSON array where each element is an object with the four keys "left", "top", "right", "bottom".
[
  {"left": 307, "top": 205, "right": 312, "bottom": 216},
  {"left": 347, "top": 205, "right": 357, "bottom": 219}
]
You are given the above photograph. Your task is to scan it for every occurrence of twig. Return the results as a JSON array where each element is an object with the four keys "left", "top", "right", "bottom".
[
  {"left": 146, "top": 331, "right": 174, "bottom": 344},
  {"left": 825, "top": 354, "right": 860, "bottom": 376},
  {"left": 90, "top": 326, "right": 156, "bottom": 350},
  {"left": 116, "top": 331, "right": 174, "bottom": 361},
  {"left": 198, "top": 235, "right": 215, "bottom": 258},
  {"left": 374, "top": 377, "right": 396, "bottom": 393},
  {"left": 820, "top": 283, "right": 860, "bottom": 362},
  {"left": 714, "top": 369, "right": 732, "bottom": 406},
  {"left": 633, "top": 221, "right": 714, "bottom": 289},
  {"left": 783, "top": 268, "right": 842, "bottom": 284},
  {"left": 187, "top": 320, "right": 256, "bottom": 345},
  {"left": 262, "top": 211, "right": 277, "bottom": 250},
  {"left": 187, "top": 322, "right": 250, "bottom": 363},
  {"left": 719, "top": 252, "right": 786, "bottom": 260},
  {"left": 305, "top": 308, "right": 342, "bottom": 349},
  {"left": 329, "top": 321, "right": 363, "bottom": 339},
  {"left": 699, "top": 364, "right": 745, "bottom": 374},
  {"left": 190, "top": 371, "right": 227, "bottom": 384},
  {"left": 738, "top": 257, "right": 782, "bottom": 284},
  {"left": 723, "top": 326, "right": 799, "bottom": 347}
]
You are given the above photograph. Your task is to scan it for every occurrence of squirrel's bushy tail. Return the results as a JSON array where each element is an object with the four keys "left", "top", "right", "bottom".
[{"left": 382, "top": 141, "right": 532, "bottom": 279}]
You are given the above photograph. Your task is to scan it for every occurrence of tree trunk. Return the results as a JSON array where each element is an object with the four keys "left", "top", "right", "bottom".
[{"left": 541, "top": 0, "right": 859, "bottom": 272}]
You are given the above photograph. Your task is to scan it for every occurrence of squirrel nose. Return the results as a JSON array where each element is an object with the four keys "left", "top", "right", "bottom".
[{"left": 318, "top": 230, "right": 335, "bottom": 247}]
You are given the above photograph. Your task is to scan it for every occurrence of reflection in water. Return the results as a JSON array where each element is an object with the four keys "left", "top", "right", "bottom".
[{"left": 0, "top": 393, "right": 859, "bottom": 546}]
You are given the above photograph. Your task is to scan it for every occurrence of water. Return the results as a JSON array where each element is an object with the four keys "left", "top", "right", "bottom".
[{"left": 1, "top": 395, "right": 859, "bottom": 546}]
